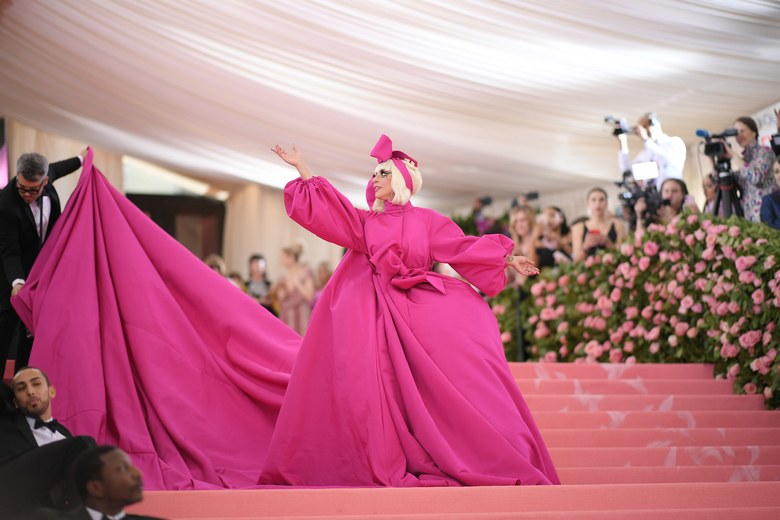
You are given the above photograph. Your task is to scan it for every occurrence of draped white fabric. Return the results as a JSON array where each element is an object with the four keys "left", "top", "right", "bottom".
[{"left": 0, "top": 0, "right": 779, "bottom": 212}]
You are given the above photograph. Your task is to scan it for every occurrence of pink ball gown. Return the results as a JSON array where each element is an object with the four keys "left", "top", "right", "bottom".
[{"left": 259, "top": 176, "right": 559, "bottom": 486}]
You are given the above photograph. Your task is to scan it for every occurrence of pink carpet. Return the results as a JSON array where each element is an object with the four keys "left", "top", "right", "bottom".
[{"left": 120, "top": 361, "right": 780, "bottom": 518}]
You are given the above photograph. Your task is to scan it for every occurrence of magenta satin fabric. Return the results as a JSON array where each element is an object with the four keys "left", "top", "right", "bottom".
[
  {"left": 12, "top": 151, "right": 299, "bottom": 489},
  {"left": 259, "top": 176, "right": 559, "bottom": 486},
  {"left": 13, "top": 153, "right": 558, "bottom": 489}
]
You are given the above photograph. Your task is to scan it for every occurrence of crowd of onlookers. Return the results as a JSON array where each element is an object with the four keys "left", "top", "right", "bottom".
[{"left": 204, "top": 247, "right": 333, "bottom": 335}]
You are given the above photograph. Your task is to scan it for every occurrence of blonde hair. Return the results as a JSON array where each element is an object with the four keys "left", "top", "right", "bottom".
[
  {"left": 509, "top": 205, "right": 536, "bottom": 245},
  {"left": 372, "top": 159, "right": 422, "bottom": 213},
  {"left": 282, "top": 243, "right": 304, "bottom": 262}
]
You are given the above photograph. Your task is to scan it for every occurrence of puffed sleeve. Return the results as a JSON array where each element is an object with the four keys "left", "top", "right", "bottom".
[
  {"left": 284, "top": 176, "right": 369, "bottom": 253},
  {"left": 427, "top": 211, "right": 514, "bottom": 297}
]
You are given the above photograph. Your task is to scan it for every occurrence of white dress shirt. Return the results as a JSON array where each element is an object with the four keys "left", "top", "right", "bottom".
[{"left": 25, "top": 415, "right": 67, "bottom": 446}]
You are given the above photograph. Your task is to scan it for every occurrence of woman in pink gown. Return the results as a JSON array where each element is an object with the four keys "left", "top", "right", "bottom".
[{"left": 258, "top": 135, "right": 559, "bottom": 487}]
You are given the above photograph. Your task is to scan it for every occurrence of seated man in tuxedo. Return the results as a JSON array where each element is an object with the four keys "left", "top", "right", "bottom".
[
  {"left": 69, "top": 445, "right": 164, "bottom": 520},
  {"left": 0, "top": 366, "right": 95, "bottom": 518}
]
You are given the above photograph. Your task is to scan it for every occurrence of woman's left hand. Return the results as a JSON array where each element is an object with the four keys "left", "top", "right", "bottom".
[{"left": 507, "top": 255, "right": 540, "bottom": 277}]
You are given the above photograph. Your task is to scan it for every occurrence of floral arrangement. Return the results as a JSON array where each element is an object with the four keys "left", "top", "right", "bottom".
[{"left": 487, "top": 213, "right": 780, "bottom": 408}]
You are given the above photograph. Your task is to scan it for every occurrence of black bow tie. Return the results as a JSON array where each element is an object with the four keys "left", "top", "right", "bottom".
[{"left": 33, "top": 418, "right": 60, "bottom": 432}]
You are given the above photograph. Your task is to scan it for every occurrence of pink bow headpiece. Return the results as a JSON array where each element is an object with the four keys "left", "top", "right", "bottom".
[{"left": 366, "top": 134, "right": 418, "bottom": 206}]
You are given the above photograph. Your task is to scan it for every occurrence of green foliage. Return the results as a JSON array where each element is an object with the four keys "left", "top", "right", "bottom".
[{"left": 512, "top": 213, "right": 780, "bottom": 409}]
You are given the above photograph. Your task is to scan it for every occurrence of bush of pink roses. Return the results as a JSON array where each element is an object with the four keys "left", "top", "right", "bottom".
[{"left": 493, "top": 213, "right": 780, "bottom": 409}]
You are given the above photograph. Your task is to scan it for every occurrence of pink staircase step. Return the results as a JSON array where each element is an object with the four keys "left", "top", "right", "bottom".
[
  {"left": 540, "top": 428, "right": 780, "bottom": 448},
  {"left": 559, "top": 465, "right": 780, "bottom": 484},
  {"left": 130, "top": 482, "right": 780, "bottom": 518},
  {"left": 525, "top": 393, "right": 765, "bottom": 412},
  {"left": 550, "top": 446, "right": 780, "bottom": 468},
  {"left": 510, "top": 362, "right": 714, "bottom": 380},
  {"left": 516, "top": 378, "right": 735, "bottom": 395},
  {"left": 534, "top": 410, "right": 780, "bottom": 429}
]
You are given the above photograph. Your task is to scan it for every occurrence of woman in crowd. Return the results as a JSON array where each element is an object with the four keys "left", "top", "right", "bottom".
[
  {"left": 311, "top": 260, "right": 333, "bottom": 309},
  {"left": 726, "top": 116, "right": 776, "bottom": 222},
  {"left": 273, "top": 244, "right": 314, "bottom": 335},
  {"left": 507, "top": 205, "right": 537, "bottom": 288},
  {"left": 571, "top": 188, "right": 626, "bottom": 262},
  {"left": 533, "top": 206, "right": 571, "bottom": 268},
  {"left": 760, "top": 157, "right": 780, "bottom": 230},
  {"left": 259, "top": 135, "right": 559, "bottom": 487},
  {"left": 701, "top": 173, "right": 726, "bottom": 216},
  {"left": 247, "top": 253, "right": 276, "bottom": 315}
]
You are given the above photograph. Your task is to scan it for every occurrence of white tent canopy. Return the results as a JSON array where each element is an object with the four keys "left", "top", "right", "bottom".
[{"left": 1, "top": 0, "right": 779, "bottom": 213}]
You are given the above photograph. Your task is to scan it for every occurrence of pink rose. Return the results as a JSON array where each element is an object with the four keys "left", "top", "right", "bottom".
[
  {"left": 646, "top": 326, "right": 661, "bottom": 341},
  {"left": 694, "top": 262, "right": 706, "bottom": 274},
  {"left": 692, "top": 303, "right": 703, "bottom": 313},
  {"left": 559, "top": 346, "right": 568, "bottom": 357},
  {"left": 728, "top": 225, "right": 740, "bottom": 237},
  {"left": 752, "top": 289, "right": 765, "bottom": 305},
  {"left": 687, "top": 214, "right": 699, "bottom": 225},
  {"left": 531, "top": 282, "right": 544, "bottom": 297},
  {"left": 558, "top": 275, "right": 569, "bottom": 287},
  {"left": 638, "top": 256, "right": 651, "bottom": 272},
  {"left": 625, "top": 306, "right": 639, "bottom": 320},
  {"left": 623, "top": 341, "right": 634, "bottom": 353},
  {"left": 765, "top": 256, "right": 776, "bottom": 270},
  {"left": 686, "top": 327, "right": 699, "bottom": 339},
  {"left": 641, "top": 306, "right": 653, "bottom": 320},
  {"left": 743, "top": 383, "right": 758, "bottom": 395},
  {"left": 609, "top": 349, "right": 623, "bottom": 363},
  {"left": 739, "top": 330, "right": 762, "bottom": 349},
  {"left": 620, "top": 243, "right": 635, "bottom": 256},
  {"left": 643, "top": 241, "right": 659, "bottom": 257},
  {"left": 701, "top": 247, "right": 716, "bottom": 260},
  {"left": 668, "top": 335, "right": 678, "bottom": 347},
  {"left": 625, "top": 355, "right": 637, "bottom": 364},
  {"left": 540, "top": 308, "right": 556, "bottom": 321},
  {"left": 610, "top": 288, "right": 622, "bottom": 303},
  {"left": 576, "top": 273, "right": 587, "bottom": 285},
  {"left": 674, "top": 322, "right": 689, "bottom": 336},
  {"left": 764, "top": 387, "right": 774, "bottom": 399},
  {"left": 492, "top": 304, "right": 506, "bottom": 316},
  {"left": 533, "top": 324, "right": 549, "bottom": 340},
  {"left": 728, "top": 363, "right": 741, "bottom": 378},
  {"left": 543, "top": 351, "right": 557, "bottom": 363},
  {"left": 735, "top": 255, "right": 757, "bottom": 271},
  {"left": 720, "top": 343, "right": 739, "bottom": 358},
  {"left": 680, "top": 295, "right": 694, "bottom": 310},
  {"left": 649, "top": 342, "right": 660, "bottom": 354},
  {"left": 500, "top": 331, "right": 513, "bottom": 343}
]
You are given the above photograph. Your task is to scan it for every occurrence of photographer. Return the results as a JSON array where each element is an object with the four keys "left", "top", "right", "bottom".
[
  {"left": 617, "top": 113, "right": 687, "bottom": 190},
  {"left": 721, "top": 116, "right": 776, "bottom": 222},
  {"left": 634, "top": 178, "right": 699, "bottom": 235}
]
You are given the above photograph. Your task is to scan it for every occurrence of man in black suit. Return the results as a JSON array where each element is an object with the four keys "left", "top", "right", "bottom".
[
  {"left": 0, "top": 366, "right": 95, "bottom": 518},
  {"left": 0, "top": 150, "right": 86, "bottom": 369},
  {"left": 68, "top": 445, "right": 164, "bottom": 520}
]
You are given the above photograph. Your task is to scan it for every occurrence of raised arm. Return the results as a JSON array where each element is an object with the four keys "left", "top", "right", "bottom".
[{"left": 272, "top": 144, "right": 313, "bottom": 180}]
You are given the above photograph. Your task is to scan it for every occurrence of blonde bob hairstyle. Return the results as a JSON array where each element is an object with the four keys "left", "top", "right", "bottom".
[{"left": 372, "top": 158, "right": 422, "bottom": 213}]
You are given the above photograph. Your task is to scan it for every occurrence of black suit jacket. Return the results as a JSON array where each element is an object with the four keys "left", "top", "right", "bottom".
[
  {"left": 0, "top": 408, "right": 73, "bottom": 464},
  {"left": 64, "top": 507, "right": 164, "bottom": 520},
  {"left": 0, "top": 157, "right": 82, "bottom": 312}
]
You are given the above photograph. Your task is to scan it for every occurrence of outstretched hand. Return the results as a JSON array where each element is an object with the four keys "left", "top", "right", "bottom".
[
  {"left": 508, "top": 255, "right": 540, "bottom": 277},
  {"left": 272, "top": 144, "right": 302, "bottom": 167},
  {"left": 271, "top": 144, "right": 312, "bottom": 180}
]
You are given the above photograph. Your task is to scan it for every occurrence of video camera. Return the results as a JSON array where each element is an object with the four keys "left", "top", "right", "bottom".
[
  {"left": 604, "top": 116, "right": 633, "bottom": 136},
  {"left": 616, "top": 163, "right": 668, "bottom": 230},
  {"left": 696, "top": 128, "right": 737, "bottom": 174}
]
